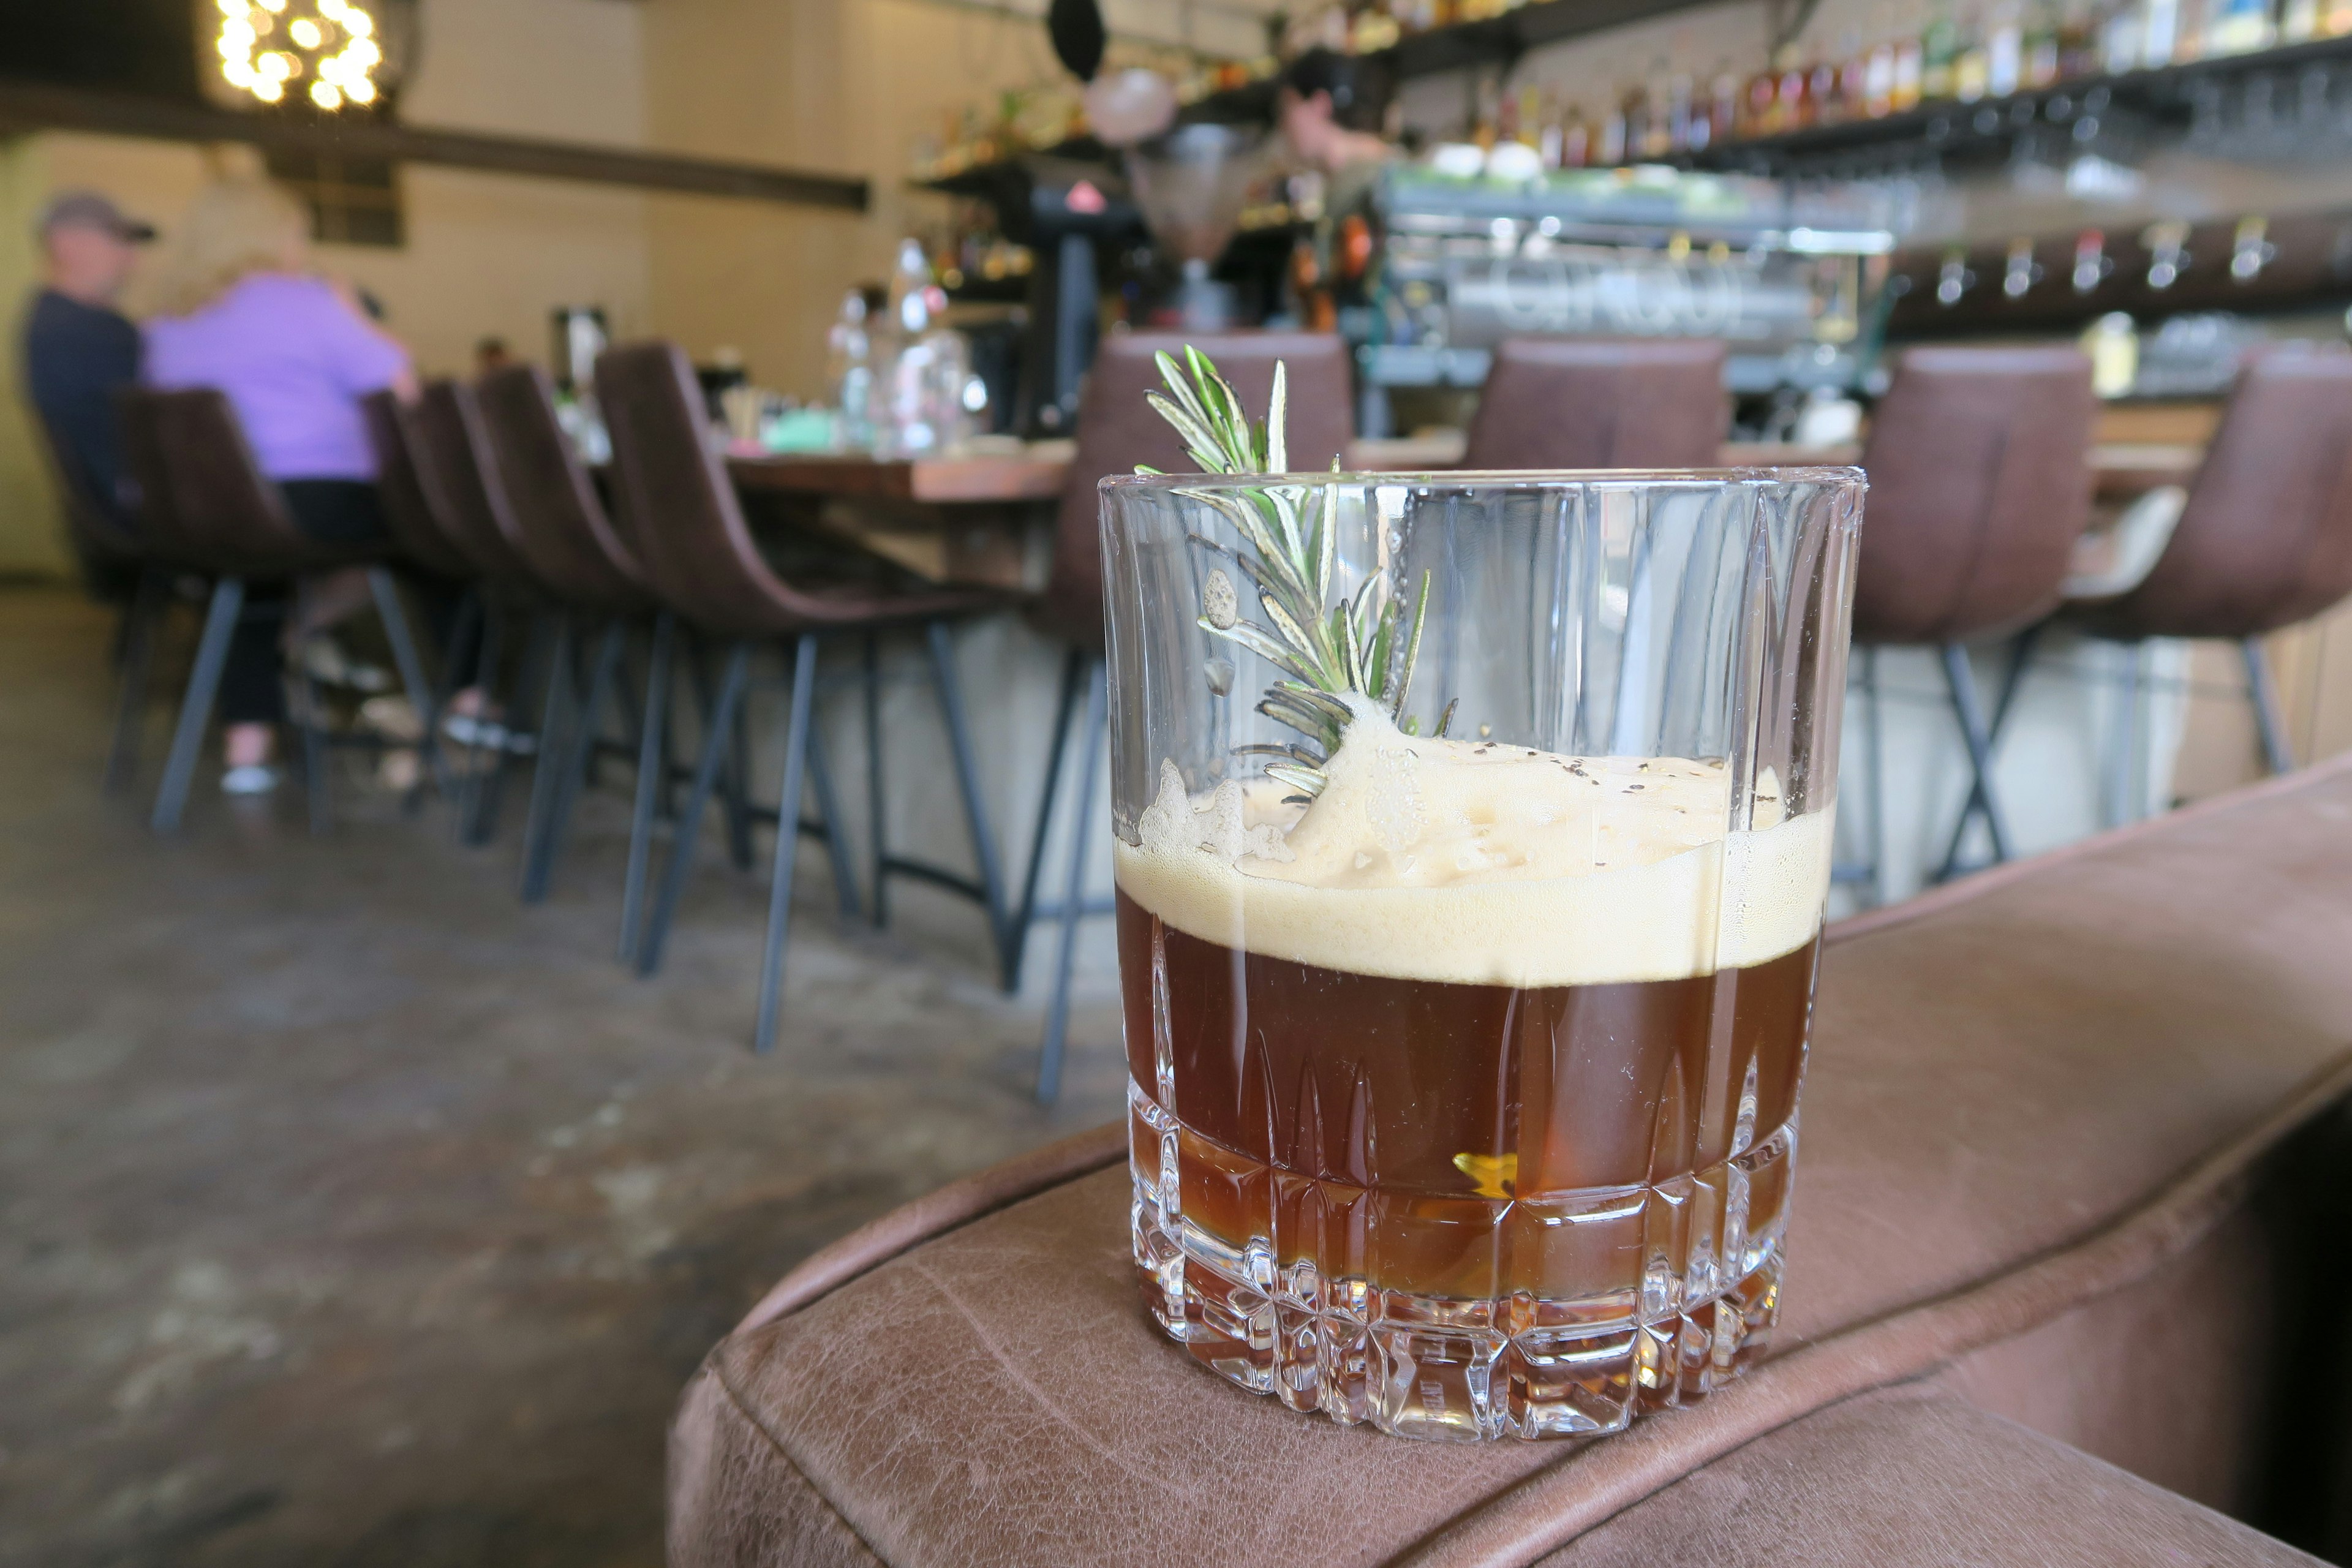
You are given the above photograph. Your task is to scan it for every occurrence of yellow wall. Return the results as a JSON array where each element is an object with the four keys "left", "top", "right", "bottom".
[{"left": 0, "top": 0, "right": 653, "bottom": 578}]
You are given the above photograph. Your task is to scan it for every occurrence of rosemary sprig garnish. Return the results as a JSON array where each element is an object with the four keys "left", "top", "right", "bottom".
[{"left": 1141, "top": 345, "right": 1440, "bottom": 798}]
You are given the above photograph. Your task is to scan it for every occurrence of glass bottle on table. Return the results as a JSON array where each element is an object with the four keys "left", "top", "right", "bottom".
[{"left": 824, "top": 288, "right": 874, "bottom": 452}]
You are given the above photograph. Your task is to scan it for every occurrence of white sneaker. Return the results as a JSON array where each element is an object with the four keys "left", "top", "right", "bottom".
[{"left": 221, "top": 764, "right": 282, "bottom": 796}]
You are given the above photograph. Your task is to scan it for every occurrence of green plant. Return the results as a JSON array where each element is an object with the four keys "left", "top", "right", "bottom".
[{"left": 1143, "top": 347, "right": 1442, "bottom": 801}]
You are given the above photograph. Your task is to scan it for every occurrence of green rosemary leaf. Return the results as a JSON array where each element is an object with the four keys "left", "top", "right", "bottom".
[
  {"left": 1204, "top": 618, "right": 1321, "bottom": 687},
  {"left": 1264, "top": 764, "right": 1328, "bottom": 797},
  {"left": 1435, "top": 697, "right": 1459, "bottom": 737},
  {"left": 1146, "top": 393, "right": 1231, "bottom": 474},
  {"left": 1316, "top": 465, "right": 1337, "bottom": 605},
  {"left": 1390, "top": 570, "right": 1431, "bottom": 721},
  {"left": 1265, "top": 363, "right": 1287, "bottom": 473},
  {"left": 1363, "top": 607, "right": 1393, "bottom": 702},
  {"left": 1259, "top": 597, "right": 1336, "bottom": 687}
]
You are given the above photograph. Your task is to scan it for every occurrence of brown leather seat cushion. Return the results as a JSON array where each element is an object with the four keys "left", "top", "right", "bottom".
[{"left": 671, "top": 758, "right": 2352, "bottom": 1566}]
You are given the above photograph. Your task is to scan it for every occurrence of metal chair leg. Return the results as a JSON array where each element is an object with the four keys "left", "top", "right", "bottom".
[
  {"left": 1936, "top": 625, "right": 2043, "bottom": 881},
  {"left": 526, "top": 619, "right": 624, "bottom": 904},
  {"left": 368, "top": 567, "right": 453, "bottom": 800},
  {"left": 864, "top": 631, "right": 889, "bottom": 930},
  {"left": 619, "top": 613, "right": 676, "bottom": 964},
  {"left": 104, "top": 568, "right": 168, "bottom": 794},
  {"left": 517, "top": 616, "right": 578, "bottom": 878},
  {"left": 1036, "top": 657, "right": 1106, "bottom": 1105},
  {"left": 754, "top": 634, "right": 822, "bottom": 1055},
  {"left": 925, "top": 620, "right": 1012, "bottom": 988},
  {"left": 454, "top": 601, "right": 507, "bottom": 839},
  {"left": 723, "top": 657, "right": 755, "bottom": 872},
  {"left": 802, "top": 704, "right": 861, "bottom": 919},
  {"left": 1009, "top": 645, "right": 1086, "bottom": 991},
  {"left": 152, "top": 576, "right": 245, "bottom": 835},
  {"left": 1933, "top": 642, "right": 2013, "bottom": 879},
  {"left": 469, "top": 609, "right": 556, "bottom": 848},
  {"left": 2244, "top": 636, "right": 2294, "bottom": 775},
  {"left": 636, "top": 641, "right": 750, "bottom": 977},
  {"left": 294, "top": 580, "right": 333, "bottom": 837}
]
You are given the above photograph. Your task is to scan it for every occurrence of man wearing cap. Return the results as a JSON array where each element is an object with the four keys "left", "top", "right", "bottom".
[{"left": 22, "top": 190, "right": 154, "bottom": 535}]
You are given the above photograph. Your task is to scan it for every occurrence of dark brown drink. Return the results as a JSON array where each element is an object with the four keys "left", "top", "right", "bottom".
[{"left": 1117, "top": 730, "right": 1830, "bottom": 1440}]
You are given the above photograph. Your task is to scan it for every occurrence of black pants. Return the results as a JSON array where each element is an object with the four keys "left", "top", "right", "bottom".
[{"left": 217, "top": 481, "right": 464, "bottom": 726}]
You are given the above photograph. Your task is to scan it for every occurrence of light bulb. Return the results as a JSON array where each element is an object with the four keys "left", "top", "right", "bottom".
[
  {"left": 310, "top": 79, "right": 342, "bottom": 109},
  {"left": 224, "top": 59, "right": 255, "bottom": 88},
  {"left": 346, "top": 77, "right": 375, "bottom": 104},
  {"left": 315, "top": 54, "right": 343, "bottom": 83},
  {"left": 341, "top": 6, "right": 372, "bottom": 36},
  {"left": 288, "top": 16, "right": 321, "bottom": 47},
  {"left": 258, "top": 0, "right": 285, "bottom": 11},
  {"left": 254, "top": 77, "right": 284, "bottom": 100},
  {"left": 258, "top": 50, "right": 293, "bottom": 80},
  {"left": 345, "top": 36, "right": 379, "bottom": 66},
  {"left": 221, "top": 19, "right": 255, "bottom": 48},
  {"left": 317, "top": 0, "right": 345, "bottom": 14},
  {"left": 217, "top": 0, "right": 246, "bottom": 13}
]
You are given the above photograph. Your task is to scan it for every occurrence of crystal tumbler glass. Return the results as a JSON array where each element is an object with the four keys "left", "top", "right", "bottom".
[{"left": 1103, "top": 467, "right": 1864, "bottom": 1441}]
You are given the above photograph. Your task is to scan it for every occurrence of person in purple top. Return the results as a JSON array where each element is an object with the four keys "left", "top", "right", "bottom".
[{"left": 144, "top": 178, "right": 435, "bottom": 796}]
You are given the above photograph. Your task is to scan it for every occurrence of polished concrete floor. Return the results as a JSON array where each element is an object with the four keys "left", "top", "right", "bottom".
[{"left": 0, "top": 587, "right": 1126, "bottom": 1567}]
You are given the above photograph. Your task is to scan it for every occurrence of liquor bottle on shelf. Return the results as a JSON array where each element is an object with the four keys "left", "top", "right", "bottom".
[
  {"left": 2142, "top": 0, "right": 2184, "bottom": 64},
  {"left": 2057, "top": 0, "right": 2098, "bottom": 78},
  {"left": 1744, "top": 56, "right": 1781, "bottom": 134},
  {"left": 1893, "top": 7, "right": 1925, "bottom": 107},
  {"left": 2024, "top": 0, "right": 2062, "bottom": 86},
  {"left": 1809, "top": 52, "right": 1843, "bottom": 124},
  {"left": 1986, "top": 0, "right": 2024, "bottom": 95},
  {"left": 2324, "top": 0, "right": 2352, "bottom": 37},
  {"left": 1777, "top": 46, "right": 1813, "bottom": 128},
  {"left": 1866, "top": 17, "right": 1898, "bottom": 117},
  {"left": 1561, "top": 103, "right": 1593, "bottom": 167},
  {"left": 1667, "top": 61, "right": 1696, "bottom": 153},
  {"left": 1921, "top": 0, "right": 1960, "bottom": 97},
  {"left": 1623, "top": 75, "right": 1656, "bottom": 160},
  {"left": 2101, "top": 0, "right": 2144, "bottom": 70},
  {"left": 2204, "top": 0, "right": 2272, "bottom": 55},
  {"left": 1711, "top": 61, "right": 1744, "bottom": 141},
  {"left": 1599, "top": 92, "right": 1630, "bottom": 164},
  {"left": 2280, "top": 0, "right": 2320, "bottom": 40},
  {"left": 1955, "top": 6, "right": 1992, "bottom": 99}
]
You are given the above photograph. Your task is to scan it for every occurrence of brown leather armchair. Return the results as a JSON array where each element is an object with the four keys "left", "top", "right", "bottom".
[
  {"left": 1020, "top": 330, "right": 1354, "bottom": 1103},
  {"left": 1458, "top": 337, "right": 1728, "bottom": 470}
]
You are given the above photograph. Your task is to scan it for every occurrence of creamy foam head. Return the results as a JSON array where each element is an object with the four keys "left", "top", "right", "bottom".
[{"left": 1114, "top": 707, "right": 1830, "bottom": 988}]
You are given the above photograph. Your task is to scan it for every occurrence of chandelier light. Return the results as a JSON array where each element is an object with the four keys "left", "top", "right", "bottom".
[{"left": 214, "top": 0, "right": 382, "bottom": 110}]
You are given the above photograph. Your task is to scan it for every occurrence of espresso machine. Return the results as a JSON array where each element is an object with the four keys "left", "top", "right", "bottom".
[{"left": 1357, "top": 167, "right": 1907, "bottom": 435}]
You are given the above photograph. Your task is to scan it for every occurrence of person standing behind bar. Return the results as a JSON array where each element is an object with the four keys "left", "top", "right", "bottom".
[
  {"left": 21, "top": 191, "right": 154, "bottom": 549},
  {"left": 143, "top": 177, "right": 421, "bottom": 797}
]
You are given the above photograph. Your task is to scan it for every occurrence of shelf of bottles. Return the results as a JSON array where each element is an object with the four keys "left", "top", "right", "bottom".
[{"left": 1467, "top": 0, "right": 2352, "bottom": 177}]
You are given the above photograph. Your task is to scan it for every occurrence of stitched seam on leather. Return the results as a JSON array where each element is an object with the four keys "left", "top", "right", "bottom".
[
  {"left": 1386, "top": 1042, "right": 2352, "bottom": 1567},
  {"left": 1825, "top": 748, "right": 2352, "bottom": 945},
  {"left": 706, "top": 1360, "right": 893, "bottom": 1567}
]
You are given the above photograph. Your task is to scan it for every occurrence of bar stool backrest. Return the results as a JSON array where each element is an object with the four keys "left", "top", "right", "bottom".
[
  {"left": 1039, "top": 330, "right": 1355, "bottom": 650},
  {"left": 474, "top": 365, "right": 648, "bottom": 612},
  {"left": 115, "top": 387, "right": 311, "bottom": 573},
  {"left": 1855, "top": 345, "right": 2097, "bottom": 645},
  {"left": 596, "top": 339, "right": 864, "bottom": 639},
  {"left": 412, "top": 379, "right": 543, "bottom": 590},
  {"left": 29, "top": 407, "right": 143, "bottom": 588},
  {"left": 2079, "top": 345, "right": 2352, "bottom": 641},
  {"left": 1458, "top": 336, "right": 1728, "bottom": 470},
  {"left": 361, "top": 391, "right": 477, "bottom": 581}
]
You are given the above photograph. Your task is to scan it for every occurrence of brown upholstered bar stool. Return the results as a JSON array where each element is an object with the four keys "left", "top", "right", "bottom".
[
  {"left": 31, "top": 406, "right": 176, "bottom": 793},
  {"left": 473, "top": 363, "right": 745, "bottom": 931},
  {"left": 2067, "top": 344, "right": 2352, "bottom": 777},
  {"left": 1022, "top": 330, "right": 1354, "bottom": 1102},
  {"left": 1852, "top": 345, "right": 2097, "bottom": 884},
  {"left": 597, "top": 340, "right": 989, "bottom": 1054},
  {"left": 1457, "top": 336, "right": 1729, "bottom": 469},
  {"left": 409, "top": 378, "right": 566, "bottom": 845},
  {"left": 118, "top": 387, "right": 442, "bottom": 835}
]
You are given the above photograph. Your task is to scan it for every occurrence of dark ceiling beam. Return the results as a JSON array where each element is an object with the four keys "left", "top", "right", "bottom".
[{"left": 0, "top": 78, "right": 869, "bottom": 213}]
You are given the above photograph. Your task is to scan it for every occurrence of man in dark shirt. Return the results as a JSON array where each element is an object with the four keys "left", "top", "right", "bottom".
[{"left": 21, "top": 190, "right": 153, "bottom": 539}]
